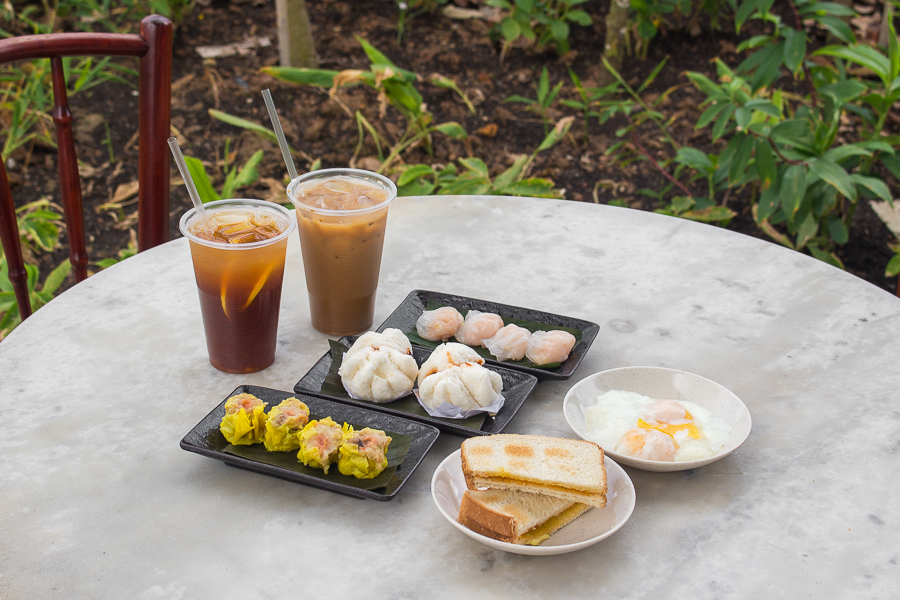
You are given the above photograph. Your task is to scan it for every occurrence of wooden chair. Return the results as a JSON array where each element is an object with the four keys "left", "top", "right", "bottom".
[{"left": 0, "top": 15, "right": 172, "bottom": 321}]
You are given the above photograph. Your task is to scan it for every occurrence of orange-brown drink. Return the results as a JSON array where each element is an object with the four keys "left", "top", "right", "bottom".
[
  {"left": 287, "top": 169, "right": 398, "bottom": 335},
  {"left": 179, "top": 199, "right": 296, "bottom": 373}
]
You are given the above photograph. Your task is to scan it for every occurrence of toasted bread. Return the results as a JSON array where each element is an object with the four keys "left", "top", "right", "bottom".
[
  {"left": 461, "top": 434, "right": 607, "bottom": 508},
  {"left": 458, "top": 488, "right": 592, "bottom": 545}
]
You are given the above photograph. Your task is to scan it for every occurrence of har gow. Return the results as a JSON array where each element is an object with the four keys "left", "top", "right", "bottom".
[
  {"left": 454, "top": 310, "right": 504, "bottom": 347},
  {"left": 415, "top": 306, "right": 464, "bottom": 342},
  {"left": 483, "top": 324, "right": 532, "bottom": 362},
  {"left": 525, "top": 330, "right": 577, "bottom": 365}
]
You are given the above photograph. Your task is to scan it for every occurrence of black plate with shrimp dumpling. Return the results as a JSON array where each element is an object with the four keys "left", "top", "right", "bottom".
[
  {"left": 180, "top": 385, "right": 440, "bottom": 501},
  {"left": 376, "top": 290, "right": 600, "bottom": 381}
]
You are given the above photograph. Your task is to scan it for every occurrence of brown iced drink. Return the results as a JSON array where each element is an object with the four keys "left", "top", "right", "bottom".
[
  {"left": 288, "top": 170, "right": 398, "bottom": 336},
  {"left": 180, "top": 200, "right": 295, "bottom": 373}
]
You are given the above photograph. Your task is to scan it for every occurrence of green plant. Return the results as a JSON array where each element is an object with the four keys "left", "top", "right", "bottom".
[
  {"left": 0, "top": 256, "right": 71, "bottom": 337},
  {"left": 183, "top": 142, "right": 265, "bottom": 204},
  {"left": 504, "top": 67, "right": 563, "bottom": 134},
  {"left": 263, "top": 38, "right": 468, "bottom": 173},
  {"left": 559, "top": 68, "right": 621, "bottom": 144},
  {"left": 95, "top": 229, "right": 137, "bottom": 269},
  {"left": 396, "top": 116, "right": 574, "bottom": 197},
  {"left": 396, "top": 0, "right": 448, "bottom": 43},
  {"left": 678, "top": 3, "right": 898, "bottom": 267},
  {"left": 486, "top": 0, "right": 592, "bottom": 58}
]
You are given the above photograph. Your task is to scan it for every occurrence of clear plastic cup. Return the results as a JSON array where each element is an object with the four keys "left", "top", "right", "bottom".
[
  {"left": 179, "top": 199, "right": 295, "bottom": 373},
  {"left": 287, "top": 169, "right": 398, "bottom": 336}
]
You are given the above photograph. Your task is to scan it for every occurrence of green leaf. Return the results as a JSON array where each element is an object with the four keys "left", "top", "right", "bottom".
[
  {"left": 504, "top": 94, "right": 536, "bottom": 104},
  {"left": 755, "top": 139, "right": 777, "bottom": 190},
  {"left": 222, "top": 150, "right": 264, "bottom": 199},
  {"left": 815, "top": 45, "right": 891, "bottom": 83},
  {"left": 209, "top": 109, "right": 278, "bottom": 145},
  {"left": 459, "top": 158, "right": 490, "bottom": 177},
  {"left": 696, "top": 102, "right": 729, "bottom": 129},
  {"left": 183, "top": 156, "right": 219, "bottom": 204},
  {"left": 882, "top": 155, "right": 900, "bottom": 180},
  {"left": 780, "top": 164, "right": 807, "bottom": 217},
  {"left": 823, "top": 145, "right": 872, "bottom": 163},
  {"left": 433, "top": 121, "right": 468, "bottom": 140},
  {"left": 712, "top": 104, "right": 735, "bottom": 141},
  {"left": 567, "top": 9, "right": 592, "bottom": 25},
  {"left": 686, "top": 71, "right": 726, "bottom": 99},
  {"left": 757, "top": 181, "right": 781, "bottom": 220},
  {"left": 886, "top": 253, "right": 900, "bottom": 277},
  {"left": 676, "top": 147, "right": 713, "bottom": 171},
  {"left": 816, "top": 16, "right": 855, "bottom": 44},
  {"left": 261, "top": 67, "right": 339, "bottom": 87},
  {"left": 795, "top": 212, "right": 818, "bottom": 250},
  {"left": 550, "top": 19, "right": 569, "bottom": 42},
  {"left": 826, "top": 214, "right": 849, "bottom": 244},
  {"left": 41, "top": 259, "right": 71, "bottom": 295},
  {"left": 501, "top": 16, "right": 521, "bottom": 42},
  {"left": 498, "top": 178, "right": 561, "bottom": 198},
  {"left": 809, "top": 244, "right": 845, "bottom": 269},
  {"left": 818, "top": 80, "right": 867, "bottom": 104},
  {"left": 770, "top": 118, "right": 811, "bottom": 143},
  {"left": 398, "top": 164, "right": 434, "bottom": 187},
  {"left": 728, "top": 134, "right": 755, "bottom": 183},
  {"left": 537, "top": 68, "right": 549, "bottom": 102},
  {"left": 536, "top": 116, "right": 574, "bottom": 152},
  {"left": 398, "top": 179, "right": 436, "bottom": 197},
  {"left": 743, "top": 99, "right": 781, "bottom": 118},
  {"left": 782, "top": 27, "right": 807, "bottom": 74},
  {"left": 850, "top": 174, "right": 893, "bottom": 205},
  {"left": 808, "top": 158, "right": 856, "bottom": 199},
  {"left": 494, "top": 155, "right": 529, "bottom": 188},
  {"left": 681, "top": 206, "right": 737, "bottom": 222}
]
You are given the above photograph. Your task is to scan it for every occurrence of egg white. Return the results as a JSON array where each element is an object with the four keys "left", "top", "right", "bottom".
[{"left": 585, "top": 392, "right": 732, "bottom": 462}]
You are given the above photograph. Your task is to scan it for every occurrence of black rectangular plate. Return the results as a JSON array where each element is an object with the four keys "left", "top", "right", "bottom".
[
  {"left": 180, "top": 385, "right": 440, "bottom": 501},
  {"left": 376, "top": 290, "right": 600, "bottom": 380},
  {"left": 294, "top": 337, "right": 538, "bottom": 437}
]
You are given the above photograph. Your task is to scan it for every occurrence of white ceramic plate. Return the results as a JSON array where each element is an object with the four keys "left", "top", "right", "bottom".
[
  {"left": 431, "top": 449, "right": 635, "bottom": 556},
  {"left": 563, "top": 366, "right": 752, "bottom": 472}
]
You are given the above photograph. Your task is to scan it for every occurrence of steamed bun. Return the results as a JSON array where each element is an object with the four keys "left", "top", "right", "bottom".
[
  {"left": 417, "top": 342, "right": 484, "bottom": 385},
  {"left": 418, "top": 364, "right": 503, "bottom": 411},
  {"left": 339, "top": 329, "right": 418, "bottom": 402}
]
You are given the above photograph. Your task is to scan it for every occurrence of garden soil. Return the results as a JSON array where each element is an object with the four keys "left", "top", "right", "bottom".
[{"left": 4, "top": 0, "right": 898, "bottom": 295}]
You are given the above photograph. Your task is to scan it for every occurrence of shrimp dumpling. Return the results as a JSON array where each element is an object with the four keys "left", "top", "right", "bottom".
[
  {"left": 525, "top": 330, "right": 577, "bottom": 365},
  {"left": 483, "top": 324, "right": 532, "bottom": 361},
  {"left": 415, "top": 307, "right": 464, "bottom": 342},
  {"left": 339, "top": 329, "right": 418, "bottom": 402},
  {"left": 454, "top": 310, "right": 504, "bottom": 347}
]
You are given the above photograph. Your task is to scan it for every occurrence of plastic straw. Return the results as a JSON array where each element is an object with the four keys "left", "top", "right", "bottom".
[
  {"left": 167, "top": 137, "right": 213, "bottom": 232},
  {"left": 261, "top": 89, "right": 298, "bottom": 182}
]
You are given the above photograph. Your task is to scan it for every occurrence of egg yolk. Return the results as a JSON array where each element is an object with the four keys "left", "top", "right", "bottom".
[{"left": 637, "top": 418, "right": 702, "bottom": 442}]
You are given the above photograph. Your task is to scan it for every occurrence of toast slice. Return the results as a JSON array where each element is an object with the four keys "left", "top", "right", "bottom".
[
  {"left": 458, "top": 488, "right": 592, "bottom": 545},
  {"left": 461, "top": 434, "right": 607, "bottom": 508}
]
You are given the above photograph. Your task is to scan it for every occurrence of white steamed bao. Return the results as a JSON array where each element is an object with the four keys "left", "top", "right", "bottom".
[{"left": 338, "top": 329, "right": 418, "bottom": 402}]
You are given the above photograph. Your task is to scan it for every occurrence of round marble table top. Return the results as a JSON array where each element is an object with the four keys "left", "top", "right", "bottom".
[{"left": 2, "top": 196, "right": 898, "bottom": 599}]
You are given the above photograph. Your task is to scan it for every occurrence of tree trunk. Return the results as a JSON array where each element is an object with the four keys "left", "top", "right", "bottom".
[
  {"left": 602, "top": 0, "right": 631, "bottom": 82},
  {"left": 276, "top": 0, "right": 318, "bottom": 68}
]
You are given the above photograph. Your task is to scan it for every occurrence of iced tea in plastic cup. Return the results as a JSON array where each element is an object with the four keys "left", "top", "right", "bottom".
[
  {"left": 287, "top": 169, "right": 397, "bottom": 336},
  {"left": 179, "top": 199, "right": 296, "bottom": 373}
]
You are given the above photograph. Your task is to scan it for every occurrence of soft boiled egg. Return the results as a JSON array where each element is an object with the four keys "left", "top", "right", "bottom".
[{"left": 584, "top": 390, "right": 731, "bottom": 462}]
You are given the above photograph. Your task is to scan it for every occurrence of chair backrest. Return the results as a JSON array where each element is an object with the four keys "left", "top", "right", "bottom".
[{"left": 0, "top": 15, "right": 172, "bottom": 321}]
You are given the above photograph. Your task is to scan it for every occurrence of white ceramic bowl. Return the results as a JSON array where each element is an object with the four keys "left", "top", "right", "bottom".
[
  {"left": 431, "top": 449, "right": 635, "bottom": 556},
  {"left": 563, "top": 367, "right": 752, "bottom": 472}
]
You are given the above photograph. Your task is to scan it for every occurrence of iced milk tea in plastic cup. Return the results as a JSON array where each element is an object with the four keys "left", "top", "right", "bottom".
[
  {"left": 287, "top": 169, "right": 398, "bottom": 336},
  {"left": 179, "top": 199, "right": 296, "bottom": 373}
]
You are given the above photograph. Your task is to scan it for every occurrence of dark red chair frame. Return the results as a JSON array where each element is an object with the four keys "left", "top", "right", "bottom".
[{"left": 0, "top": 15, "right": 172, "bottom": 321}]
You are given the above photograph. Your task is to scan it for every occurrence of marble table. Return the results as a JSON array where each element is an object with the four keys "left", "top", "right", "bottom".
[{"left": 1, "top": 196, "right": 898, "bottom": 599}]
